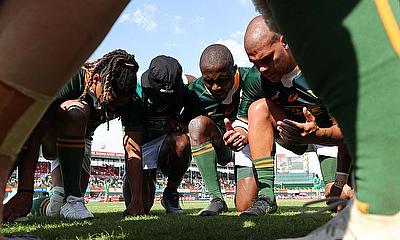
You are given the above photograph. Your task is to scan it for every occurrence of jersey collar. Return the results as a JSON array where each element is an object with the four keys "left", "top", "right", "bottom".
[
  {"left": 281, "top": 65, "right": 301, "bottom": 88},
  {"left": 222, "top": 69, "right": 240, "bottom": 104}
]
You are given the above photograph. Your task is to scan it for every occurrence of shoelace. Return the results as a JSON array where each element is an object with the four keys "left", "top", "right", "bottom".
[
  {"left": 300, "top": 197, "right": 349, "bottom": 215},
  {"left": 68, "top": 197, "right": 88, "bottom": 211}
]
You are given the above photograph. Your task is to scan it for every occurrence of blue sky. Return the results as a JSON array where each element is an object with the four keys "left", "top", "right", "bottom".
[
  {"left": 91, "top": 0, "right": 260, "bottom": 153},
  {"left": 89, "top": 1, "right": 325, "bottom": 175},
  {"left": 90, "top": 0, "right": 260, "bottom": 78}
]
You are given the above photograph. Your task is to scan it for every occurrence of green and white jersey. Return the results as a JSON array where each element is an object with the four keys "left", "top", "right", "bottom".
[
  {"left": 186, "top": 66, "right": 263, "bottom": 129},
  {"left": 260, "top": 67, "right": 332, "bottom": 127},
  {"left": 121, "top": 83, "right": 190, "bottom": 144},
  {"left": 44, "top": 68, "right": 106, "bottom": 136}
]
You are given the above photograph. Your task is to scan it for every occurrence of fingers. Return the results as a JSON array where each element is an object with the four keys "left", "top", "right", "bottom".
[
  {"left": 225, "top": 131, "right": 242, "bottom": 146},
  {"left": 277, "top": 122, "right": 302, "bottom": 144},
  {"left": 277, "top": 120, "right": 302, "bottom": 133},
  {"left": 3, "top": 205, "right": 29, "bottom": 222},
  {"left": 224, "top": 130, "right": 247, "bottom": 151},
  {"left": 222, "top": 130, "right": 234, "bottom": 142},
  {"left": 224, "top": 118, "right": 234, "bottom": 131},
  {"left": 303, "top": 107, "right": 315, "bottom": 123}
]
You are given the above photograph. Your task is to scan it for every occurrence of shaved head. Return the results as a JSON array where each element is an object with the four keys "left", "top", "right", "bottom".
[
  {"left": 245, "top": 15, "right": 282, "bottom": 52},
  {"left": 199, "top": 44, "right": 234, "bottom": 73},
  {"left": 244, "top": 15, "right": 296, "bottom": 82}
]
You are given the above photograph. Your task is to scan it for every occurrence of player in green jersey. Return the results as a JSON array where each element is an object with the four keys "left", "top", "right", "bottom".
[
  {"left": 240, "top": 16, "right": 352, "bottom": 217},
  {"left": 187, "top": 44, "right": 265, "bottom": 216},
  {"left": 4, "top": 49, "right": 138, "bottom": 221},
  {"left": 252, "top": 0, "right": 400, "bottom": 239},
  {"left": 121, "top": 55, "right": 192, "bottom": 216}
]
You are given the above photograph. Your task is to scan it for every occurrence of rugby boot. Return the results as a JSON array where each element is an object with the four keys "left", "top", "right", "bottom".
[
  {"left": 240, "top": 196, "right": 277, "bottom": 217},
  {"left": 198, "top": 197, "right": 228, "bottom": 216},
  {"left": 161, "top": 189, "right": 183, "bottom": 215},
  {"left": 46, "top": 186, "right": 64, "bottom": 217},
  {"left": 60, "top": 195, "right": 94, "bottom": 220}
]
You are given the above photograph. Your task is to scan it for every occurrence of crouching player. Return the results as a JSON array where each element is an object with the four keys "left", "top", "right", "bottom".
[
  {"left": 5, "top": 49, "right": 139, "bottom": 221},
  {"left": 186, "top": 44, "right": 265, "bottom": 216},
  {"left": 122, "top": 55, "right": 192, "bottom": 216}
]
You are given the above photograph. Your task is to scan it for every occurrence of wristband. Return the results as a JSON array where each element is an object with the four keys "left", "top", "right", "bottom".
[
  {"left": 17, "top": 188, "right": 35, "bottom": 194},
  {"left": 333, "top": 172, "right": 349, "bottom": 189}
]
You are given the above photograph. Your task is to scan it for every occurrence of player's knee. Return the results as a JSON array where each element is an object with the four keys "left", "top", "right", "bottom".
[
  {"left": 174, "top": 134, "right": 190, "bottom": 157},
  {"left": 188, "top": 116, "right": 214, "bottom": 140},
  {"left": 248, "top": 99, "right": 272, "bottom": 121},
  {"left": 57, "top": 101, "right": 90, "bottom": 128}
]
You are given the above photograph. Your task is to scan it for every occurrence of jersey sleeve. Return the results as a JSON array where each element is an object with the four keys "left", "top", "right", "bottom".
[
  {"left": 236, "top": 67, "right": 264, "bottom": 119},
  {"left": 55, "top": 68, "right": 86, "bottom": 102}
]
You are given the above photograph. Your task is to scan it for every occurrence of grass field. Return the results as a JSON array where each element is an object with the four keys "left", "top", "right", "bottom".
[{"left": 2, "top": 199, "right": 333, "bottom": 240}]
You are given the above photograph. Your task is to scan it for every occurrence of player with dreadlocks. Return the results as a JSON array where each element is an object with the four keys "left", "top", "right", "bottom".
[{"left": 4, "top": 49, "right": 139, "bottom": 221}]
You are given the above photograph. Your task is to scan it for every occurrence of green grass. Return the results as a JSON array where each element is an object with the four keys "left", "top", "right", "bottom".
[{"left": 2, "top": 200, "right": 333, "bottom": 240}]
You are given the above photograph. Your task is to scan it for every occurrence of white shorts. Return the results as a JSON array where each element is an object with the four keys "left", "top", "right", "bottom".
[
  {"left": 51, "top": 138, "right": 92, "bottom": 174},
  {"left": 314, "top": 144, "right": 338, "bottom": 158},
  {"left": 141, "top": 134, "right": 167, "bottom": 170},
  {"left": 234, "top": 145, "right": 253, "bottom": 167}
]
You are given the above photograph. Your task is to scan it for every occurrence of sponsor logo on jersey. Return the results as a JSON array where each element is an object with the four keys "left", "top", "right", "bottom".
[{"left": 288, "top": 92, "right": 299, "bottom": 103}]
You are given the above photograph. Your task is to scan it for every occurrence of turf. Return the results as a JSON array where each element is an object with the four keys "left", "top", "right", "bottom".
[{"left": 2, "top": 199, "right": 333, "bottom": 240}]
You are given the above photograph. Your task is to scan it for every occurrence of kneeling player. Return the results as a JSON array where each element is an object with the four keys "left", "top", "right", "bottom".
[
  {"left": 122, "top": 55, "right": 191, "bottom": 216},
  {"left": 187, "top": 44, "right": 264, "bottom": 216}
]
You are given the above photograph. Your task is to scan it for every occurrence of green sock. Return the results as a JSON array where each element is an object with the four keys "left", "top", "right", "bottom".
[
  {"left": 57, "top": 136, "right": 85, "bottom": 198},
  {"left": 31, "top": 196, "right": 50, "bottom": 217},
  {"left": 253, "top": 157, "right": 275, "bottom": 202},
  {"left": 319, "top": 156, "right": 337, "bottom": 184},
  {"left": 236, "top": 166, "right": 254, "bottom": 182},
  {"left": 192, "top": 141, "right": 222, "bottom": 199}
]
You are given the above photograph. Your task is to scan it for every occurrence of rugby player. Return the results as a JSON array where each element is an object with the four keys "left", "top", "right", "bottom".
[
  {"left": 5, "top": 49, "right": 139, "bottom": 220},
  {"left": 252, "top": 0, "right": 400, "bottom": 238},
  {"left": 187, "top": 44, "right": 264, "bottom": 216},
  {"left": 121, "top": 55, "right": 192, "bottom": 216}
]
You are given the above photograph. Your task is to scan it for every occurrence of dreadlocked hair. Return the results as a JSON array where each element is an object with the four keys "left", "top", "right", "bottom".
[
  {"left": 79, "top": 49, "right": 139, "bottom": 128},
  {"left": 80, "top": 49, "right": 139, "bottom": 101}
]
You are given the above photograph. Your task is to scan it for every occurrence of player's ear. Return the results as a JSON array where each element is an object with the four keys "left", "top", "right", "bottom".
[
  {"left": 92, "top": 73, "right": 100, "bottom": 85},
  {"left": 281, "top": 36, "right": 289, "bottom": 49}
]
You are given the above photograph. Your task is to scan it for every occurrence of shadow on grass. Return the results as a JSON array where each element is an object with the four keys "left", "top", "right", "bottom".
[{"left": 3, "top": 205, "right": 333, "bottom": 240}]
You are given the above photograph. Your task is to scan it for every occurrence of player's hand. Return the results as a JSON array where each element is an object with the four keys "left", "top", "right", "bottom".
[
  {"left": 276, "top": 107, "right": 318, "bottom": 144},
  {"left": 325, "top": 182, "right": 354, "bottom": 212},
  {"left": 223, "top": 118, "right": 247, "bottom": 152},
  {"left": 3, "top": 192, "right": 33, "bottom": 222}
]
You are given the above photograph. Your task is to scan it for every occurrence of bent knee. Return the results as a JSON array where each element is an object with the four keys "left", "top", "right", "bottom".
[
  {"left": 174, "top": 133, "right": 190, "bottom": 154},
  {"left": 248, "top": 99, "right": 271, "bottom": 120},
  {"left": 188, "top": 116, "right": 216, "bottom": 141},
  {"left": 57, "top": 100, "right": 90, "bottom": 125}
]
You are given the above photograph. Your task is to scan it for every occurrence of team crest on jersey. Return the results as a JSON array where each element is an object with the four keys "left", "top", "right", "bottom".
[
  {"left": 288, "top": 92, "right": 299, "bottom": 102},
  {"left": 271, "top": 91, "right": 280, "bottom": 101},
  {"left": 224, "top": 105, "right": 235, "bottom": 116}
]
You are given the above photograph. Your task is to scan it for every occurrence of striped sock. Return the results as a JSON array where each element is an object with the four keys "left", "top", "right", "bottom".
[
  {"left": 57, "top": 136, "right": 85, "bottom": 198},
  {"left": 252, "top": 157, "right": 275, "bottom": 201},
  {"left": 191, "top": 141, "right": 222, "bottom": 199}
]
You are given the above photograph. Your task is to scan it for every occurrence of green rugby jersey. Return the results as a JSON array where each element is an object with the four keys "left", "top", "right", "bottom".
[
  {"left": 186, "top": 66, "right": 263, "bottom": 128},
  {"left": 121, "top": 83, "right": 190, "bottom": 144},
  {"left": 45, "top": 68, "right": 120, "bottom": 136},
  {"left": 260, "top": 69, "right": 332, "bottom": 127}
]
